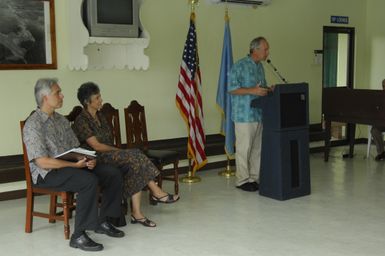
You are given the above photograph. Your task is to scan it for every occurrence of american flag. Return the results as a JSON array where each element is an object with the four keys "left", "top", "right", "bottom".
[{"left": 176, "top": 13, "right": 207, "bottom": 174}]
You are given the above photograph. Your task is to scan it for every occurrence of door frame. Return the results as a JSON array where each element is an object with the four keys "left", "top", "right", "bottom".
[
  {"left": 322, "top": 26, "right": 355, "bottom": 89},
  {"left": 322, "top": 26, "right": 355, "bottom": 144}
]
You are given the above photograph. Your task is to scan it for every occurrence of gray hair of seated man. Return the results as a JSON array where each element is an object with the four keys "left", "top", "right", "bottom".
[{"left": 34, "top": 78, "right": 59, "bottom": 107}]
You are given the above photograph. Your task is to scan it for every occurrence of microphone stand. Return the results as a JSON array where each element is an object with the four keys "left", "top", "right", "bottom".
[{"left": 266, "top": 59, "right": 288, "bottom": 84}]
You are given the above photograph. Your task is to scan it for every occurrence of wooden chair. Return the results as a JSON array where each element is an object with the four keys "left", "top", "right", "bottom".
[
  {"left": 124, "top": 100, "right": 179, "bottom": 194},
  {"left": 20, "top": 119, "right": 74, "bottom": 240},
  {"left": 66, "top": 105, "right": 128, "bottom": 220},
  {"left": 64, "top": 105, "right": 84, "bottom": 217},
  {"left": 65, "top": 105, "right": 83, "bottom": 125},
  {"left": 100, "top": 103, "right": 122, "bottom": 148},
  {"left": 66, "top": 104, "right": 121, "bottom": 147},
  {"left": 99, "top": 103, "right": 132, "bottom": 215}
]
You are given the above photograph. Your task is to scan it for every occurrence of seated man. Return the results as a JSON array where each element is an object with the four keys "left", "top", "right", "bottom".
[
  {"left": 23, "top": 78, "right": 125, "bottom": 251},
  {"left": 370, "top": 79, "right": 385, "bottom": 161}
]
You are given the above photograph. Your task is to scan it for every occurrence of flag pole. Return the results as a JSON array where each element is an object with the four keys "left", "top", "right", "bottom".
[
  {"left": 188, "top": 0, "right": 199, "bottom": 12},
  {"left": 224, "top": 0, "right": 229, "bottom": 19},
  {"left": 180, "top": 158, "right": 202, "bottom": 183},
  {"left": 218, "top": 156, "right": 235, "bottom": 177},
  {"left": 217, "top": 4, "right": 236, "bottom": 178},
  {"left": 180, "top": 0, "right": 202, "bottom": 184}
]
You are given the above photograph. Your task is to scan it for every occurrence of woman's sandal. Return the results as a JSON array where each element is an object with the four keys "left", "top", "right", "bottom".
[
  {"left": 151, "top": 193, "right": 180, "bottom": 204},
  {"left": 130, "top": 215, "right": 156, "bottom": 227}
]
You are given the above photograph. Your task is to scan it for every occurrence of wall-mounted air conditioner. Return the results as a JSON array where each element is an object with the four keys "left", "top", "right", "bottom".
[{"left": 206, "top": 0, "right": 272, "bottom": 7}]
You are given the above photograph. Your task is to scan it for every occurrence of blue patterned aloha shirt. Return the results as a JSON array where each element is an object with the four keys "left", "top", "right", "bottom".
[{"left": 228, "top": 55, "right": 267, "bottom": 123}]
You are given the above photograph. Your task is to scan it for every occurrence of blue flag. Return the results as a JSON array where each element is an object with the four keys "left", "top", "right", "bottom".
[{"left": 216, "top": 17, "right": 235, "bottom": 156}]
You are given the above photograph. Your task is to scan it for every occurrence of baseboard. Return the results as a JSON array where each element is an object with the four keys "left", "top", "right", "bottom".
[
  {"left": 0, "top": 133, "right": 370, "bottom": 201},
  {"left": 0, "top": 159, "right": 234, "bottom": 201},
  {"left": 0, "top": 189, "right": 26, "bottom": 201}
]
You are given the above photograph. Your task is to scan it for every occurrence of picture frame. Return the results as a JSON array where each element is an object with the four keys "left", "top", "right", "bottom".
[{"left": 0, "top": 0, "right": 57, "bottom": 70}]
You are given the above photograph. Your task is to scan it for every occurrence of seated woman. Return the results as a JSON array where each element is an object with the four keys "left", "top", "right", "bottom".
[{"left": 72, "top": 82, "right": 179, "bottom": 228}]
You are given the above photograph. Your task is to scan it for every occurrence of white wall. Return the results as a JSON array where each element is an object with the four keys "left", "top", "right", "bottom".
[
  {"left": 0, "top": 0, "right": 372, "bottom": 156},
  {"left": 365, "top": 0, "right": 385, "bottom": 90}
]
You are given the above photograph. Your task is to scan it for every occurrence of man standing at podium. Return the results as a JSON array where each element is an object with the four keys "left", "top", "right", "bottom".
[
  {"left": 228, "top": 37, "right": 271, "bottom": 192},
  {"left": 370, "top": 79, "right": 385, "bottom": 161}
]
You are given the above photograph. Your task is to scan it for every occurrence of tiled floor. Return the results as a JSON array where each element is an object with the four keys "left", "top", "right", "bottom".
[{"left": 1, "top": 145, "right": 385, "bottom": 256}]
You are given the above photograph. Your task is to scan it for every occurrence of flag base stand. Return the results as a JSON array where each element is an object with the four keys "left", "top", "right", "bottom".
[
  {"left": 218, "top": 158, "right": 235, "bottom": 178},
  {"left": 218, "top": 168, "right": 235, "bottom": 178},
  {"left": 180, "top": 175, "right": 201, "bottom": 183},
  {"left": 180, "top": 171, "right": 201, "bottom": 183}
]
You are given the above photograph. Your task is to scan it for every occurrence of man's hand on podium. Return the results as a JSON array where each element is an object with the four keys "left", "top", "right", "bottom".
[{"left": 252, "top": 85, "right": 270, "bottom": 96}]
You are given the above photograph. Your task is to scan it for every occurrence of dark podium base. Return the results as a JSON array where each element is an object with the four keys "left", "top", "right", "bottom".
[{"left": 259, "top": 128, "right": 310, "bottom": 200}]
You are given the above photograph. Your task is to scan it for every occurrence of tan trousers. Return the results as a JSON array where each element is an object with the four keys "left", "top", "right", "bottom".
[
  {"left": 371, "top": 126, "right": 385, "bottom": 154},
  {"left": 234, "top": 122, "right": 263, "bottom": 186}
]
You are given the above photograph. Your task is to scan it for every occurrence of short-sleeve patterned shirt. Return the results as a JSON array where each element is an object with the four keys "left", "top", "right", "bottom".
[
  {"left": 228, "top": 55, "right": 267, "bottom": 122},
  {"left": 72, "top": 109, "right": 114, "bottom": 150},
  {"left": 23, "top": 109, "right": 80, "bottom": 184}
]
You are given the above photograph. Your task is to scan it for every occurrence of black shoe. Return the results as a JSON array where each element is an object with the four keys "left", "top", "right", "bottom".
[
  {"left": 375, "top": 152, "right": 385, "bottom": 161},
  {"left": 249, "top": 182, "right": 259, "bottom": 191},
  {"left": 95, "top": 221, "right": 125, "bottom": 238},
  {"left": 236, "top": 183, "right": 257, "bottom": 192},
  {"left": 69, "top": 232, "right": 103, "bottom": 251}
]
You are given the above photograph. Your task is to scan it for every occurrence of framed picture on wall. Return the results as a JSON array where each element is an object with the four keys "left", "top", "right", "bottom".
[{"left": 0, "top": 0, "right": 57, "bottom": 70}]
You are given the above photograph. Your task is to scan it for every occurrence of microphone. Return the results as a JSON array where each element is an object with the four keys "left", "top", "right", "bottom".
[{"left": 266, "top": 59, "right": 288, "bottom": 84}]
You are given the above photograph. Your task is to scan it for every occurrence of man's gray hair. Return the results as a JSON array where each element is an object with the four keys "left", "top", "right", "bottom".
[
  {"left": 249, "top": 37, "right": 267, "bottom": 54},
  {"left": 34, "top": 78, "right": 58, "bottom": 107}
]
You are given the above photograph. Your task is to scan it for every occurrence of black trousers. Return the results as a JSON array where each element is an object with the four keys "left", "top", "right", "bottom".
[{"left": 35, "top": 164, "right": 123, "bottom": 235}]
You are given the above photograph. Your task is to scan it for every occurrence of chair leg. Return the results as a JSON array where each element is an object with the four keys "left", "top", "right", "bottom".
[
  {"left": 62, "top": 193, "right": 70, "bottom": 240},
  {"left": 25, "top": 191, "right": 33, "bottom": 233},
  {"left": 67, "top": 193, "right": 74, "bottom": 218},
  {"left": 49, "top": 195, "right": 57, "bottom": 223},
  {"left": 174, "top": 161, "right": 179, "bottom": 194},
  {"left": 367, "top": 126, "right": 372, "bottom": 158},
  {"left": 149, "top": 192, "right": 156, "bottom": 205}
]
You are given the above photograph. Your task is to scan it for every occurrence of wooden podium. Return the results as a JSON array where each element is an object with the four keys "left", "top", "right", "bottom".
[{"left": 251, "top": 83, "right": 311, "bottom": 200}]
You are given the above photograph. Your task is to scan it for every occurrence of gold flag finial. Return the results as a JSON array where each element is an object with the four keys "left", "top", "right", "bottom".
[
  {"left": 224, "top": 0, "right": 230, "bottom": 21},
  {"left": 188, "top": 0, "right": 199, "bottom": 13}
]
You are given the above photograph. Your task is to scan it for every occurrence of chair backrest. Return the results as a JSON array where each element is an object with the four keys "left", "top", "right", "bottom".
[
  {"left": 20, "top": 120, "right": 33, "bottom": 191},
  {"left": 124, "top": 100, "right": 149, "bottom": 150},
  {"left": 100, "top": 103, "right": 122, "bottom": 148},
  {"left": 65, "top": 105, "right": 83, "bottom": 125}
]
